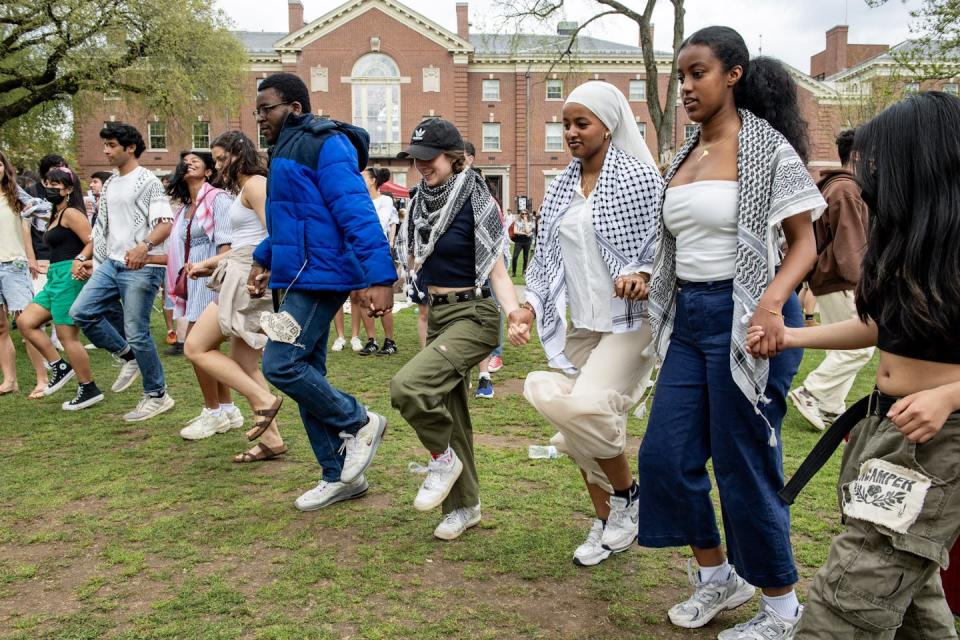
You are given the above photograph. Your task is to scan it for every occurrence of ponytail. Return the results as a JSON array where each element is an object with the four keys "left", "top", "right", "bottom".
[
  {"left": 682, "top": 26, "right": 810, "bottom": 162},
  {"left": 365, "top": 167, "right": 391, "bottom": 189}
]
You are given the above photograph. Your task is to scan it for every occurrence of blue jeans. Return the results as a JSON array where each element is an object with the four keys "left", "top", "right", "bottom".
[
  {"left": 262, "top": 290, "right": 367, "bottom": 482},
  {"left": 637, "top": 280, "right": 803, "bottom": 588},
  {"left": 70, "top": 260, "right": 166, "bottom": 395}
]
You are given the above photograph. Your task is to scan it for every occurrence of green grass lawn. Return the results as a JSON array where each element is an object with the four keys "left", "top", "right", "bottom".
[{"left": 0, "top": 304, "right": 880, "bottom": 639}]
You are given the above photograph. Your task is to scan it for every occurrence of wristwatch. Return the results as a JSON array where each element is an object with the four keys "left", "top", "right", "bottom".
[
  {"left": 73, "top": 254, "right": 87, "bottom": 262},
  {"left": 143, "top": 240, "right": 155, "bottom": 251}
]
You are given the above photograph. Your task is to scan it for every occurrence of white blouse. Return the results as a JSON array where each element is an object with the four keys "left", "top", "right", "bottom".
[{"left": 558, "top": 187, "right": 614, "bottom": 332}]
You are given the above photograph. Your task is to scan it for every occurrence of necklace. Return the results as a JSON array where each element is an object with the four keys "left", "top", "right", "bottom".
[
  {"left": 581, "top": 173, "right": 599, "bottom": 197},
  {"left": 696, "top": 132, "right": 736, "bottom": 162}
]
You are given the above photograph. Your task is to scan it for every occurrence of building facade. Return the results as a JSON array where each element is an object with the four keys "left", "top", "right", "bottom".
[{"left": 75, "top": 0, "right": 959, "bottom": 211}]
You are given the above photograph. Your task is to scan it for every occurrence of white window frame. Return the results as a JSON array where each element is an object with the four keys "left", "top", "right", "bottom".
[
  {"left": 628, "top": 80, "right": 647, "bottom": 102},
  {"left": 482, "top": 122, "right": 501, "bottom": 152},
  {"left": 545, "top": 122, "right": 563, "bottom": 152},
  {"left": 192, "top": 121, "right": 210, "bottom": 150},
  {"left": 684, "top": 124, "right": 698, "bottom": 140},
  {"left": 944, "top": 82, "right": 959, "bottom": 95},
  {"left": 545, "top": 79, "right": 563, "bottom": 101},
  {"left": 637, "top": 122, "right": 647, "bottom": 140},
  {"left": 482, "top": 79, "right": 501, "bottom": 102},
  {"left": 147, "top": 121, "right": 167, "bottom": 151},
  {"left": 905, "top": 82, "right": 920, "bottom": 94},
  {"left": 351, "top": 53, "right": 403, "bottom": 150}
]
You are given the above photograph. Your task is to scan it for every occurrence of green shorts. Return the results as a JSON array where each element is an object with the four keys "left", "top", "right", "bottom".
[{"left": 33, "top": 259, "right": 86, "bottom": 326}]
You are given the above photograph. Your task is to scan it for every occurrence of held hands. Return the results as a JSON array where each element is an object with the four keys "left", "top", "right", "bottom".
[
  {"left": 71, "top": 259, "right": 93, "bottom": 281},
  {"left": 187, "top": 260, "right": 214, "bottom": 279},
  {"left": 745, "top": 301, "right": 787, "bottom": 358},
  {"left": 507, "top": 307, "right": 533, "bottom": 346},
  {"left": 124, "top": 242, "right": 148, "bottom": 270},
  {"left": 359, "top": 285, "right": 395, "bottom": 318},
  {"left": 614, "top": 273, "right": 650, "bottom": 300},
  {"left": 888, "top": 387, "right": 956, "bottom": 443},
  {"left": 246, "top": 263, "right": 270, "bottom": 298}
]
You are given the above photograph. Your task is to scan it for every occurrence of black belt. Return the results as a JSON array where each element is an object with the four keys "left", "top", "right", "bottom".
[
  {"left": 779, "top": 388, "right": 942, "bottom": 505},
  {"left": 430, "top": 288, "right": 491, "bottom": 306}
]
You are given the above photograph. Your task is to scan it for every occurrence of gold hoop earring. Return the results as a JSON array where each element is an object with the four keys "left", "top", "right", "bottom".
[{"left": 604, "top": 132, "right": 611, "bottom": 140}]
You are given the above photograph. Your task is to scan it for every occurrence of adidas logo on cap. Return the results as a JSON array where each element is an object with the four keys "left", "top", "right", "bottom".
[{"left": 412, "top": 128, "right": 426, "bottom": 141}]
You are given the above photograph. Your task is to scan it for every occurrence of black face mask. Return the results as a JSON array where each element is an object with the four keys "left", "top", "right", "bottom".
[{"left": 44, "top": 187, "right": 65, "bottom": 206}]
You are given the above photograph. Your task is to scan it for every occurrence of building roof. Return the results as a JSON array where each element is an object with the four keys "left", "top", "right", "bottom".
[
  {"left": 827, "top": 39, "right": 960, "bottom": 82},
  {"left": 470, "top": 32, "right": 670, "bottom": 57},
  {"left": 235, "top": 31, "right": 286, "bottom": 54}
]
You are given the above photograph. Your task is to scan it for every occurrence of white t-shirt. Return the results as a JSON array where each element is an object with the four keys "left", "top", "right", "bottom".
[
  {"left": 373, "top": 194, "right": 398, "bottom": 238},
  {"left": 104, "top": 167, "right": 173, "bottom": 268}
]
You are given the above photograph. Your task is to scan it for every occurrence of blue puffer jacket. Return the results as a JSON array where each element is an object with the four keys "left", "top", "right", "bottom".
[{"left": 253, "top": 113, "right": 396, "bottom": 292}]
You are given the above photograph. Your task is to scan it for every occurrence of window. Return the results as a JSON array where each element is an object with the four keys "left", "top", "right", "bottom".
[
  {"left": 905, "top": 82, "right": 920, "bottom": 94},
  {"left": 684, "top": 124, "right": 698, "bottom": 140},
  {"left": 629, "top": 80, "right": 647, "bottom": 102},
  {"left": 545, "top": 122, "right": 563, "bottom": 151},
  {"left": 482, "top": 123, "right": 501, "bottom": 151},
  {"left": 482, "top": 79, "right": 501, "bottom": 102},
  {"left": 351, "top": 53, "right": 402, "bottom": 154},
  {"left": 393, "top": 172, "right": 407, "bottom": 187},
  {"left": 103, "top": 90, "right": 121, "bottom": 101},
  {"left": 546, "top": 79, "right": 563, "bottom": 100},
  {"left": 637, "top": 122, "right": 646, "bottom": 139},
  {"left": 544, "top": 172, "right": 560, "bottom": 194},
  {"left": 258, "top": 130, "right": 269, "bottom": 150},
  {"left": 192, "top": 121, "right": 210, "bottom": 150},
  {"left": 148, "top": 121, "right": 166, "bottom": 150},
  {"left": 256, "top": 78, "right": 265, "bottom": 90},
  {"left": 945, "top": 83, "right": 959, "bottom": 95}
]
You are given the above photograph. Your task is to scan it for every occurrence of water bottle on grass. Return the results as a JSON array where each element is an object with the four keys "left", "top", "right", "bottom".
[{"left": 528, "top": 445, "right": 559, "bottom": 459}]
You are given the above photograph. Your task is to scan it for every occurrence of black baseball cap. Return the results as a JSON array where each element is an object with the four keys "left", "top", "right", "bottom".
[{"left": 397, "top": 118, "right": 464, "bottom": 160}]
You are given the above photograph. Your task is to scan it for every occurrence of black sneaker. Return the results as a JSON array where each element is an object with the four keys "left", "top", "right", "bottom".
[
  {"left": 165, "top": 342, "right": 184, "bottom": 356},
  {"left": 45, "top": 360, "right": 75, "bottom": 396},
  {"left": 376, "top": 339, "right": 398, "bottom": 356},
  {"left": 358, "top": 338, "right": 379, "bottom": 356},
  {"left": 62, "top": 382, "right": 104, "bottom": 411}
]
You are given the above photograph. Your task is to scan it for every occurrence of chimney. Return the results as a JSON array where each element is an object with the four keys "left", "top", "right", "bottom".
[
  {"left": 288, "top": 0, "right": 305, "bottom": 34},
  {"left": 557, "top": 21, "right": 578, "bottom": 36},
  {"left": 456, "top": 3, "right": 469, "bottom": 40},
  {"left": 825, "top": 25, "right": 849, "bottom": 75}
]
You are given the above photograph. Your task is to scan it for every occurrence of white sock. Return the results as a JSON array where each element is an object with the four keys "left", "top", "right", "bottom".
[
  {"left": 204, "top": 407, "right": 222, "bottom": 416},
  {"left": 699, "top": 561, "right": 731, "bottom": 584},
  {"left": 478, "top": 372, "right": 491, "bottom": 381},
  {"left": 762, "top": 591, "right": 800, "bottom": 619},
  {"left": 220, "top": 403, "right": 236, "bottom": 412}
]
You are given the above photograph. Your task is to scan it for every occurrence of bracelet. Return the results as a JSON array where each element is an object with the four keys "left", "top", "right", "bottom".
[
  {"left": 521, "top": 302, "right": 536, "bottom": 319},
  {"left": 756, "top": 304, "right": 783, "bottom": 318}
]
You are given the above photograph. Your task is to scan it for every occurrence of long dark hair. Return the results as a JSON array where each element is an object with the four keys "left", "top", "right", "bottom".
[
  {"left": 165, "top": 151, "right": 216, "bottom": 205},
  {"left": 211, "top": 131, "right": 267, "bottom": 194},
  {"left": 364, "top": 167, "right": 390, "bottom": 190},
  {"left": 855, "top": 91, "right": 960, "bottom": 342},
  {"left": 45, "top": 167, "right": 86, "bottom": 215},
  {"left": 0, "top": 150, "right": 18, "bottom": 213},
  {"left": 681, "top": 26, "right": 810, "bottom": 162}
]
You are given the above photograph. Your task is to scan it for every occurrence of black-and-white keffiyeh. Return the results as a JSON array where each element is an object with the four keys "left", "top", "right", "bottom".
[
  {"left": 524, "top": 144, "right": 663, "bottom": 372},
  {"left": 91, "top": 169, "right": 169, "bottom": 264},
  {"left": 398, "top": 169, "right": 505, "bottom": 297},
  {"left": 648, "top": 109, "right": 826, "bottom": 443}
]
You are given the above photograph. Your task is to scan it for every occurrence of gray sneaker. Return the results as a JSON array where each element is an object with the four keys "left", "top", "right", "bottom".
[
  {"left": 434, "top": 503, "right": 481, "bottom": 540},
  {"left": 111, "top": 360, "right": 140, "bottom": 393},
  {"left": 295, "top": 476, "right": 369, "bottom": 512},
  {"left": 788, "top": 387, "right": 826, "bottom": 431},
  {"left": 717, "top": 601, "right": 803, "bottom": 640},
  {"left": 573, "top": 519, "right": 612, "bottom": 567},
  {"left": 667, "top": 559, "right": 756, "bottom": 629},
  {"left": 338, "top": 411, "right": 387, "bottom": 484},
  {"left": 123, "top": 394, "right": 175, "bottom": 422}
]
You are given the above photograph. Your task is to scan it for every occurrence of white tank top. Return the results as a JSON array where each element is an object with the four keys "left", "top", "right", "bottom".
[
  {"left": 228, "top": 187, "right": 267, "bottom": 248},
  {"left": 663, "top": 180, "right": 739, "bottom": 282}
]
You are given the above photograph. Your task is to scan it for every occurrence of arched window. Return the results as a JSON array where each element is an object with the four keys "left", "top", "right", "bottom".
[{"left": 351, "top": 53, "right": 401, "bottom": 153}]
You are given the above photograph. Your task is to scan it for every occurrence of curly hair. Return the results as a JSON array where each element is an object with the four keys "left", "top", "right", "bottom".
[
  {"left": 854, "top": 91, "right": 960, "bottom": 344},
  {"left": 0, "top": 150, "right": 19, "bottom": 213},
  {"left": 99, "top": 123, "right": 146, "bottom": 158},
  {"left": 165, "top": 151, "right": 216, "bottom": 205},
  {"left": 258, "top": 73, "right": 311, "bottom": 113},
  {"left": 681, "top": 26, "right": 810, "bottom": 162},
  {"left": 210, "top": 131, "right": 267, "bottom": 194}
]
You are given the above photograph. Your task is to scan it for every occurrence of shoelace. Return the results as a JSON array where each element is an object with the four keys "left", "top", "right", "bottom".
[
  {"left": 733, "top": 611, "right": 774, "bottom": 632},
  {"left": 408, "top": 457, "right": 449, "bottom": 488},
  {"left": 440, "top": 510, "right": 465, "bottom": 528},
  {"left": 337, "top": 432, "right": 356, "bottom": 456}
]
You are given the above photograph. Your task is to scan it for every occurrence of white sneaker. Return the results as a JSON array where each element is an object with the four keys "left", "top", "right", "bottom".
[
  {"left": 434, "top": 504, "right": 481, "bottom": 540},
  {"left": 601, "top": 486, "right": 639, "bottom": 553},
  {"left": 179, "top": 410, "right": 231, "bottom": 440},
  {"left": 111, "top": 359, "right": 140, "bottom": 393},
  {"left": 717, "top": 601, "right": 802, "bottom": 640},
  {"left": 123, "top": 393, "right": 175, "bottom": 422},
  {"left": 350, "top": 336, "right": 363, "bottom": 352},
  {"left": 668, "top": 560, "right": 756, "bottom": 629},
  {"left": 84, "top": 343, "right": 97, "bottom": 350},
  {"left": 573, "top": 519, "right": 612, "bottom": 567},
  {"left": 295, "top": 475, "right": 369, "bottom": 512},
  {"left": 788, "top": 387, "right": 826, "bottom": 431},
  {"left": 222, "top": 405, "right": 244, "bottom": 430},
  {"left": 410, "top": 449, "right": 464, "bottom": 511},
  {"left": 338, "top": 411, "right": 388, "bottom": 484},
  {"left": 331, "top": 336, "right": 346, "bottom": 352}
]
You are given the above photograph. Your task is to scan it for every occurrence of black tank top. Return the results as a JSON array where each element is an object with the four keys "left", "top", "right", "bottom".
[{"left": 43, "top": 213, "right": 86, "bottom": 263}]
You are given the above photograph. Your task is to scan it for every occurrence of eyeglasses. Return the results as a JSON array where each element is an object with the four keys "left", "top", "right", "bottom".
[{"left": 252, "top": 102, "right": 290, "bottom": 119}]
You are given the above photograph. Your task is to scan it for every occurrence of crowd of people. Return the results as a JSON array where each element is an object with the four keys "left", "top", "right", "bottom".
[{"left": 1, "top": 23, "right": 959, "bottom": 640}]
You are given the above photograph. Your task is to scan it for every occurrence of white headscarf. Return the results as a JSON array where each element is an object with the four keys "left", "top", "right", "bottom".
[{"left": 564, "top": 81, "right": 657, "bottom": 168}]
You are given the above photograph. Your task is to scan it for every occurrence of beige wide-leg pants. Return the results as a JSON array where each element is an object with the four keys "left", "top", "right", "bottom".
[{"left": 523, "top": 323, "right": 656, "bottom": 493}]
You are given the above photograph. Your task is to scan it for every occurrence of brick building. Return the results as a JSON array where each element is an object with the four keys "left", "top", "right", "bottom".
[{"left": 75, "top": 0, "right": 959, "bottom": 209}]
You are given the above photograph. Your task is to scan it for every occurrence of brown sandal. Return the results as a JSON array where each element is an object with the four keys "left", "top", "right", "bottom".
[
  {"left": 233, "top": 442, "right": 288, "bottom": 463},
  {"left": 247, "top": 395, "right": 283, "bottom": 441}
]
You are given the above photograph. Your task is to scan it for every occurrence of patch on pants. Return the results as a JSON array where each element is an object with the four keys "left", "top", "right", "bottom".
[
  {"left": 259, "top": 311, "right": 302, "bottom": 346},
  {"left": 842, "top": 459, "right": 931, "bottom": 534}
]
